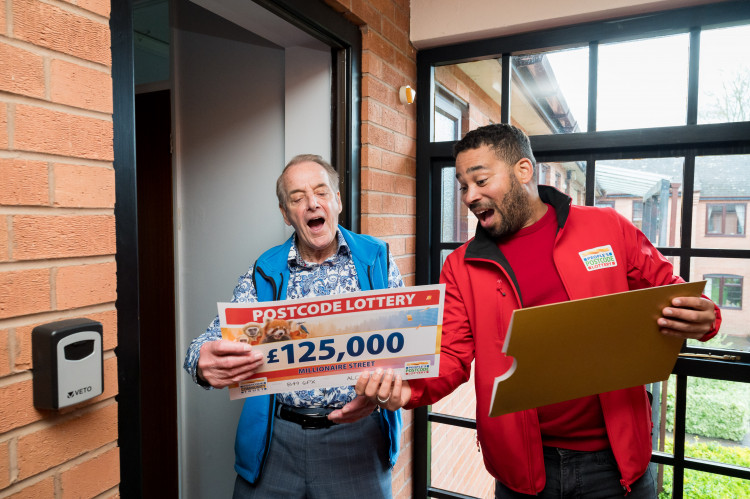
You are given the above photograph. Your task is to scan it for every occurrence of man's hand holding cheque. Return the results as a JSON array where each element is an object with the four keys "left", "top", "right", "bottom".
[
  {"left": 197, "top": 339, "right": 264, "bottom": 389},
  {"left": 329, "top": 368, "right": 411, "bottom": 423},
  {"left": 356, "top": 368, "right": 411, "bottom": 412}
]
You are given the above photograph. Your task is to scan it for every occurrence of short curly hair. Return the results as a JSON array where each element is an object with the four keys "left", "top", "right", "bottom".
[{"left": 454, "top": 124, "right": 536, "bottom": 172}]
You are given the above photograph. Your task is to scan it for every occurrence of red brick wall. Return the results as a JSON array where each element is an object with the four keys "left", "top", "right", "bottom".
[
  {"left": 324, "top": 0, "right": 416, "bottom": 497},
  {"left": 0, "top": 0, "right": 119, "bottom": 497}
]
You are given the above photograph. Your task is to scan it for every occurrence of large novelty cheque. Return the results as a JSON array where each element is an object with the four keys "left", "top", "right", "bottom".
[{"left": 219, "top": 284, "right": 445, "bottom": 400}]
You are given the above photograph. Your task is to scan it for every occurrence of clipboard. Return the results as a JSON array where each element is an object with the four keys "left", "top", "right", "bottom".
[{"left": 489, "top": 281, "right": 707, "bottom": 417}]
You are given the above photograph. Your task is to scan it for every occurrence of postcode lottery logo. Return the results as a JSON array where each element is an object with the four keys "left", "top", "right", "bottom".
[
  {"left": 579, "top": 245, "right": 617, "bottom": 271},
  {"left": 404, "top": 361, "right": 430, "bottom": 376},
  {"left": 240, "top": 379, "right": 268, "bottom": 394}
]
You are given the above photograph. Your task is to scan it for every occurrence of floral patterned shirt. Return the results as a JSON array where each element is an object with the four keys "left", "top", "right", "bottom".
[{"left": 183, "top": 230, "right": 404, "bottom": 408}]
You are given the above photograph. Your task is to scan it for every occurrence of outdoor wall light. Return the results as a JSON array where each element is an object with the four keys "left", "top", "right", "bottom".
[{"left": 399, "top": 85, "right": 416, "bottom": 104}]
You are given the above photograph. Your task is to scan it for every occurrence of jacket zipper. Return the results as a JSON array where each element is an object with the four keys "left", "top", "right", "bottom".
[
  {"left": 366, "top": 265, "right": 374, "bottom": 290},
  {"left": 258, "top": 394, "right": 276, "bottom": 479},
  {"left": 255, "top": 266, "right": 277, "bottom": 300}
]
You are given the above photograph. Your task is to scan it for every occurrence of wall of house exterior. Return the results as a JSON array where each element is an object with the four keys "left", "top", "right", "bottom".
[{"left": 0, "top": 0, "right": 120, "bottom": 497}]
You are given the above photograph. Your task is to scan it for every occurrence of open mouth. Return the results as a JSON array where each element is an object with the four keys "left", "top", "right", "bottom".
[
  {"left": 307, "top": 217, "right": 325, "bottom": 230},
  {"left": 476, "top": 209, "right": 494, "bottom": 224}
]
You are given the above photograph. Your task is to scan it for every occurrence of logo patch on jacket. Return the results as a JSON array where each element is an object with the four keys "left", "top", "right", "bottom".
[{"left": 579, "top": 245, "right": 617, "bottom": 271}]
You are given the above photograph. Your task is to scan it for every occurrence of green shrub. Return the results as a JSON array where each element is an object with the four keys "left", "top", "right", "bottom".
[
  {"left": 657, "top": 439, "right": 750, "bottom": 498},
  {"left": 665, "top": 376, "right": 750, "bottom": 442}
]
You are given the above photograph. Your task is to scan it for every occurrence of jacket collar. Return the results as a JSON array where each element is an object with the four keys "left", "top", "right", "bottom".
[
  {"left": 463, "top": 185, "right": 572, "bottom": 305},
  {"left": 538, "top": 184, "right": 571, "bottom": 229},
  {"left": 466, "top": 184, "right": 571, "bottom": 258}
]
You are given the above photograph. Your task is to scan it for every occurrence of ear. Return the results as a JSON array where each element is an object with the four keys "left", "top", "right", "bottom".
[
  {"left": 279, "top": 204, "right": 292, "bottom": 226},
  {"left": 335, "top": 191, "right": 342, "bottom": 215},
  {"left": 514, "top": 158, "right": 535, "bottom": 185}
]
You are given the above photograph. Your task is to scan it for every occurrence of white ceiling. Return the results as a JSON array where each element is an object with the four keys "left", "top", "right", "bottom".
[{"left": 189, "top": 0, "right": 326, "bottom": 49}]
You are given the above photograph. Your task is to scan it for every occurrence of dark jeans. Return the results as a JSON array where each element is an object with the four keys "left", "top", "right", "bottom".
[{"left": 495, "top": 447, "right": 656, "bottom": 498}]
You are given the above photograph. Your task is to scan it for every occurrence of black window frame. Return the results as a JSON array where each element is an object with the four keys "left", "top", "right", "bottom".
[{"left": 414, "top": 2, "right": 750, "bottom": 498}]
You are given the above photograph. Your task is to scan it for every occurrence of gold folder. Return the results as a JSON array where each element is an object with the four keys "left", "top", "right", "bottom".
[{"left": 490, "top": 281, "right": 707, "bottom": 417}]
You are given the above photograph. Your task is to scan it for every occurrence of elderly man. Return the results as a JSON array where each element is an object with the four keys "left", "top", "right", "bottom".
[
  {"left": 354, "top": 124, "right": 721, "bottom": 498},
  {"left": 184, "top": 154, "right": 403, "bottom": 499}
]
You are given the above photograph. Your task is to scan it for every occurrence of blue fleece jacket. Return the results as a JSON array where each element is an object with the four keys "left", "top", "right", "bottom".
[{"left": 234, "top": 226, "right": 402, "bottom": 483}]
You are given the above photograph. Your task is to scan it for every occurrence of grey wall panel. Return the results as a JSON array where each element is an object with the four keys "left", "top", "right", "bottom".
[{"left": 173, "top": 0, "right": 287, "bottom": 496}]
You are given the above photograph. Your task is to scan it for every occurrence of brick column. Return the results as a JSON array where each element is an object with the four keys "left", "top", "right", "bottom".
[{"left": 0, "top": 0, "right": 119, "bottom": 497}]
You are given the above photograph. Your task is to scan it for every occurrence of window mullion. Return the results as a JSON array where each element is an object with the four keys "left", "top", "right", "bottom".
[
  {"left": 687, "top": 27, "right": 701, "bottom": 126},
  {"left": 588, "top": 41, "right": 598, "bottom": 132},
  {"left": 679, "top": 154, "right": 696, "bottom": 279},
  {"left": 501, "top": 53, "right": 511, "bottom": 123},
  {"left": 585, "top": 157, "right": 595, "bottom": 206}
]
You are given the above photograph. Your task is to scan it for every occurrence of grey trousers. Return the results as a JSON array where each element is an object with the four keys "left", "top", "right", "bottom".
[{"left": 233, "top": 411, "right": 393, "bottom": 499}]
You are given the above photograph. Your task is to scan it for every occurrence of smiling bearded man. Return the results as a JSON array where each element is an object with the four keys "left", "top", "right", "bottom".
[
  {"left": 469, "top": 168, "right": 533, "bottom": 240},
  {"left": 353, "top": 124, "right": 721, "bottom": 499}
]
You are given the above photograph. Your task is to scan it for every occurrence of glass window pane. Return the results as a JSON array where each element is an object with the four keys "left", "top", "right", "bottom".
[
  {"left": 653, "top": 449, "right": 750, "bottom": 498},
  {"left": 440, "top": 166, "right": 474, "bottom": 243},
  {"left": 683, "top": 378, "right": 750, "bottom": 458},
  {"left": 648, "top": 380, "right": 673, "bottom": 457},
  {"left": 678, "top": 377, "right": 750, "bottom": 498},
  {"left": 598, "top": 34, "right": 689, "bottom": 131},
  {"left": 684, "top": 469, "right": 750, "bottom": 498},
  {"left": 511, "top": 46, "right": 589, "bottom": 134},
  {"left": 430, "top": 422, "right": 495, "bottom": 498},
  {"left": 431, "top": 365, "right": 495, "bottom": 498},
  {"left": 440, "top": 248, "right": 453, "bottom": 273},
  {"left": 432, "top": 366, "right": 478, "bottom": 420},
  {"left": 435, "top": 109, "right": 459, "bottom": 142},
  {"left": 655, "top": 462, "right": 674, "bottom": 498},
  {"left": 432, "top": 60, "right": 502, "bottom": 142},
  {"left": 693, "top": 154, "right": 750, "bottom": 248},
  {"left": 690, "top": 257, "right": 749, "bottom": 352},
  {"left": 698, "top": 23, "right": 750, "bottom": 124},
  {"left": 538, "top": 161, "right": 587, "bottom": 206},
  {"left": 594, "top": 158, "right": 684, "bottom": 247}
]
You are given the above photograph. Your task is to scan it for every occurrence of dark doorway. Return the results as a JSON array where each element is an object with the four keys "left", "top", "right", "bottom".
[{"left": 135, "top": 89, "right": 178, "bottom": 497}]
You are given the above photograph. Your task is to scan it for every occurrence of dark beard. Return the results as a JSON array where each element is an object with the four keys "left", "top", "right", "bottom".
[{"left": 485, "top": 176, "right": 533, "bottom": 240}]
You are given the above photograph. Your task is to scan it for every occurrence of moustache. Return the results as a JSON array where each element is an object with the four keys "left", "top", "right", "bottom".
[{"left": 470, "top": 202, "right": 495, "bottom": 212}]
